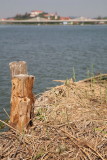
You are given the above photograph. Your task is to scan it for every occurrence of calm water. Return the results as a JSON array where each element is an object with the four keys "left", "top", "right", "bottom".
[{"left": 0, "top": 24, "right": 107, "bottom": 120}]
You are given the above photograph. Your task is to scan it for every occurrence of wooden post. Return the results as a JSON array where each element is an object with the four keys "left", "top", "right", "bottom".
[
  {"left": 9, "top": 61, "right": 35, "bottom": 132},
  {"left": 9, "top": 61, "right": 28, "bottom": 78},
  {"left": 10, "top": 75, "right": 35, "bottom": 132}
]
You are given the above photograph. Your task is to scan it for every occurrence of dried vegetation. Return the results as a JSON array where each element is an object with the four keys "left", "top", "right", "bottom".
[{"left": 0, "top": 74, "right": 107, "bottom": 160}]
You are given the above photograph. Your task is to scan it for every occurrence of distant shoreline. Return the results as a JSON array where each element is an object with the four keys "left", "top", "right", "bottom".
[
  {"left": 0, "top": 23, "right": 107, "bottom": 26},
  {"left": 0, "top": 19, "right": 107, "bottom": 25}
]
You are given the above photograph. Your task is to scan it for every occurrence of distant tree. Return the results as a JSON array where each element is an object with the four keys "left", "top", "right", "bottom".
[
  {"left": 36, "top": 12, "right": 47, "bottom": 18},
  {"left": 96, "top": 16, "right": 102, "bottom": 19},
  {"left": 96, "top": 16, "right": 107, "bottom": 19},
  {"left": 14, "top": 12, "right": 30, "bottom": 20},
  {"left": 103, "top": 17, "right": 107, "bottom": 19}
]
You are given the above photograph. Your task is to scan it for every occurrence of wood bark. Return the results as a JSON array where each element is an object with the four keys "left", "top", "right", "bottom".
[
  {"left": 10, "top": 74, "right": 35, "bottom": 132},
  {"left": 9, "top": 61, "right": 28, "bottom": 78}
]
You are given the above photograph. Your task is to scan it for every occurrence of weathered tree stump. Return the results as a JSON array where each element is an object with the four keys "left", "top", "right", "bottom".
[
  {"left": 10, "top": 75, "right": 35, "bottom": 132},
  {"left": 9, "top": 61, "right": 35, "bottom": 132},
  {"left": 9, "top": 61, "right": 28, "bottom": 78}
]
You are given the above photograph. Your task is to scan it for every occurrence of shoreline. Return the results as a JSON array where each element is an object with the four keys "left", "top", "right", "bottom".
[{"left": 0, "top": 18, "right": 107, "bottom": 25}]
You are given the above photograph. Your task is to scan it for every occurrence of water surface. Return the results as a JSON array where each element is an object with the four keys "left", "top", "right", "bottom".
[{"left": 0, "top": 25, "right": 107, "bottom": 120}]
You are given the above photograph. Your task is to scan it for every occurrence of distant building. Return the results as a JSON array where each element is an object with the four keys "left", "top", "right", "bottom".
[
  {"left": 44, "top": 13, "right": 51, "bottom": 20},
  {"left": 1, "top": 18, "right": 6, "bottom": 21},
  {"left": 76, "top": 16, "right": 92, "bottom": 21},
  {"left": 30, "top": 10, "right": 44, "bottom": 17},
  {"left": 54, "top": 12, "right": 58, "bottom": 20},
  {"left": 44, "top": 13, "right": 58, "bottom": 20},
  {"left": 60, "top": 17, "right": 71, "bottom": 20}
]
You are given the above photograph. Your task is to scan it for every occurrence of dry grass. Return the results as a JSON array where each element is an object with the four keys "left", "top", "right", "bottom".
[{"left": 0, "top": 75, "right": 107, "bottom": 160}]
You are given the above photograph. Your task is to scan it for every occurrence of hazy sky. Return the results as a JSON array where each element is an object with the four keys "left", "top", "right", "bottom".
[{"left": 0, "top": 0, "right": 107, "bottom": 18}]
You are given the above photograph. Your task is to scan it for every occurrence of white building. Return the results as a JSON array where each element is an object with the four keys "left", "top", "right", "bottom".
[{"left": 30, "top": 10, "right": 43, "bottom": 17}]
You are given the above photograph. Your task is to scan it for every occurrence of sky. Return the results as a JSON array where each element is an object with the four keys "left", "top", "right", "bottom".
[{"left": 0, "top": 0, "right": 107, "bottom": 18}]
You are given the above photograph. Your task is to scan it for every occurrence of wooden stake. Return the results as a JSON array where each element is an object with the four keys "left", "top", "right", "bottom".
[
  {"left": 9, "top": 61, "right": 28, "bottom": 78},
  {"left": 10, "top": 74, "right": 35, "bottom": 132}
]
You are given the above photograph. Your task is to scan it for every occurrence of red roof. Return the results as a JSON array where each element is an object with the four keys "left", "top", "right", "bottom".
[
  {"left": 8, "top": 18, "right": 14, "bottom": 20},
  {"left": 44, "top": 14, "right": 51, "bottom": 17},
  {"left": 31, "top": 10, "right": 43, "bottom": 13},
  {"left": 60, "top": 17, "right": 71, "bottom": 20}
]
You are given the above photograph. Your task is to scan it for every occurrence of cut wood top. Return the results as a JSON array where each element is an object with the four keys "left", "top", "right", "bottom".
[
  {"left": 14, "top": 74, "right": 35, "bottom": 79},
  {"left": 9, "top": 61, "right": 28, "bottom": 78}
]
